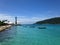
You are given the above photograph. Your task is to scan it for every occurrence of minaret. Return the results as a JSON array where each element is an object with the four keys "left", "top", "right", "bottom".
[{"left": 15, "top": 17, "right": 17, "bottom": 25}]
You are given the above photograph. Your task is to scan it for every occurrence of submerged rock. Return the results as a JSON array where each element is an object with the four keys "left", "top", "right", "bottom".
[{"left": 38, "top": 27, "right": 46, "bottom": 29}]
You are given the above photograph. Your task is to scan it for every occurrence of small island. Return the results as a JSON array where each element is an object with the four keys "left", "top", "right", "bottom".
[{"left": 35, "top": 17, "right": 60, "bottom": 24}]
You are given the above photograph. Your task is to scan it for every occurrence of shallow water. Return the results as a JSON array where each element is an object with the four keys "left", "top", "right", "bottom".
[{"left": 0, "top": 24, "right": 60, "bottom": 45}]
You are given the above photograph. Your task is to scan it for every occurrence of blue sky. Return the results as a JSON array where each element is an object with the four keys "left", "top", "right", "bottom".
[{"left": 0, "top": 0, "right": 60, "bottom": 24}]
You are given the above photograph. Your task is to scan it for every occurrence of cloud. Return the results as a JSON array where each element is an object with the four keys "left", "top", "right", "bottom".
[
  {"left": 0, "top": 14, "right": 14, "bottom": 22},
  {"left": 0, "top": 14, "right": 41, "bottom": 24},
  {"left": 17, "top": 16, "right": 41, "bottom": 24},
  {"left": 1, "top": 13, "right": 59, "bottom": 24}
]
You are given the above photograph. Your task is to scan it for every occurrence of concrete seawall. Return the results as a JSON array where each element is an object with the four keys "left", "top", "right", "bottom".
[{"left": 0, "top": 25, "right": 12, "bottom": 32}]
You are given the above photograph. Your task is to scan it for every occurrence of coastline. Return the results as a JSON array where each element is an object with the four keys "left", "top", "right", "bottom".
[{"left": 0, "top": 25, "right": 12, "bottom": 32}]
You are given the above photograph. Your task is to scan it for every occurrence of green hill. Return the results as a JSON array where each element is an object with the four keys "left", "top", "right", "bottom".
[{"left": 35, "top": 17, "right": 60, "bottom": 24}]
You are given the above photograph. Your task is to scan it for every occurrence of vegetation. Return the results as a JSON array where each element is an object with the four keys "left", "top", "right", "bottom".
[
  {"left": 0, "top": 20, "right": 8, "bottom": 26},
  {"left": 35, "top": 17, "right": 60, "bottom": 24}
]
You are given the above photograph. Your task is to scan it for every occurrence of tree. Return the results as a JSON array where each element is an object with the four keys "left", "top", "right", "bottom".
[{"left": 0, "top": 20, "right": 8, "bottom": 26}]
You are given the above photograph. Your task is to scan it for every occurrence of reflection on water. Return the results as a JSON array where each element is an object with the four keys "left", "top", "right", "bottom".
[{"left": 0, "top": 24, "right": 60, "bottom": 45}]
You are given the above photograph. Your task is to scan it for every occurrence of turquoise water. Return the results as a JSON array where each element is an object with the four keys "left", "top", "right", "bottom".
[{"left": 0, "top": 24, "right": 60, "bottom": 45}]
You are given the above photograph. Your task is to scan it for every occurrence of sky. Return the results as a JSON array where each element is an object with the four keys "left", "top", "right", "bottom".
[{"left": 0, "top": 0, "right": 60, "bottom": 24}]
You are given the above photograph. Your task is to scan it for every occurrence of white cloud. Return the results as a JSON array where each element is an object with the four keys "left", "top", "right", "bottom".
[
  {"left": 0, "top": 14, "right": 15, "bottom": 23},
  {"left": 0, "top": 14, "right": 49, "bottom": 24}
]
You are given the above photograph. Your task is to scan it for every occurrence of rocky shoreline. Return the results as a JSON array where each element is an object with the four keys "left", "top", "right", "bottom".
[{"left": 0, "top": 25, "right": 12, "bottom": 32}]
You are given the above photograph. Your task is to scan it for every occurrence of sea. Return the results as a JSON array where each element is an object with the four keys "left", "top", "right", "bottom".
[{"left": 0, "top": 24, "right": 60, "bottom": 45}]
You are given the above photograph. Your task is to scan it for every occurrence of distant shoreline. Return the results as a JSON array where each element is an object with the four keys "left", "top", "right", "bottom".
[
  {"left": 35, "top": 17, "right": 60, "bottom": 24},
  {"left": 0, "top": 25, "right": 12, "bottom": 32}
]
